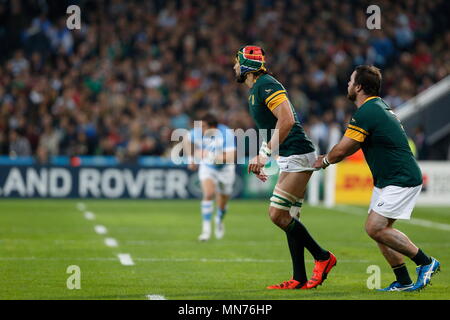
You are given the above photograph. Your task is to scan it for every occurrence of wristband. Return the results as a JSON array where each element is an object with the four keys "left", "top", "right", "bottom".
[
  {"left": 259, "top": 141, "right": 272, "bottom": 158},
  {"left": 322, "top": 156, "right": 330, "bottom": 168}
]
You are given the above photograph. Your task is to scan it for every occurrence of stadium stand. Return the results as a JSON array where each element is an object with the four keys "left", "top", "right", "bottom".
[{"left": 0, "top": 0, "right": 449, "bottom": 160}]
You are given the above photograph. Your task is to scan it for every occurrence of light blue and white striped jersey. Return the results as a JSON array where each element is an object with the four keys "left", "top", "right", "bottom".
[{"left": 189, "top": 124, "right": 236, "bottom": 169}]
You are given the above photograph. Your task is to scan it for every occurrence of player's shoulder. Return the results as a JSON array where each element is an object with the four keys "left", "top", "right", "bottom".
[
  {"left": 355, "top": 97, "right": 385, "bottom": 117},
  {"left": 254, "top": 74, "right": 286, "bottom": 101},
  {"left": 255, "top": 74, "right": 283, "bottom": 88},
  {"left": 351, "top": 97, "right": 393, "bottom": 130},
  {"left": 217, "top": 124, "right": 236, "bottom": 147},
  {"left": 217, "top": 123, "right": 231, "bottom": 132},
  {"left": 189, "top": 126, "right": 202, "bottom": 140},
  {"left": 256, "top": 73, "right": 279, "bottom": 83}
]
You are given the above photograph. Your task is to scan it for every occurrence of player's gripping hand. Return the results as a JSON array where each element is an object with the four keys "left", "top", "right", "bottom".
[
  {"left": 313, "top": 155, "right": 329, "bottom": 169},
  {"left": 255, "top": 171, "right": 268, "bottom": 182},
  {"left": 248, "top": 155, "right": 267, "bottom": 175},
  {"left": 313, "top": 155, "right": 324, "bottom": 169}
]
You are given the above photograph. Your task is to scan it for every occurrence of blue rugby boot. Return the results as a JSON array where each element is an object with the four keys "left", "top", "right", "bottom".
[
  {"left": 377, "top": 281, "right": 414, "bottom": 292},
  {"left": 408, "top": 257, "right": 440, "bottom": 291}
]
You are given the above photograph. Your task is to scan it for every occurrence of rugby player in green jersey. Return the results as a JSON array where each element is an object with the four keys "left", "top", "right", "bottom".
[
  {"left": 234, "top": 45, "right": 336, "bottom": 290},
  {"left": 315, "top": 65, "right": 440, "bottom": 291}
]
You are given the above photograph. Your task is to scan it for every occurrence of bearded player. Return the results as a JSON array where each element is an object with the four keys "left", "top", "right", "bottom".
[
  {"left": 234, "top": 45, "right": 336, "bottom": 289},
  {"left": 315, "top": 65, "right": 440, "bottom": 291}
]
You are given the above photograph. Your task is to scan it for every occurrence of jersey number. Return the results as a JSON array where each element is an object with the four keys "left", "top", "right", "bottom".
[{"left": 249, "top": 94, "right": 255, "bottom": 105}]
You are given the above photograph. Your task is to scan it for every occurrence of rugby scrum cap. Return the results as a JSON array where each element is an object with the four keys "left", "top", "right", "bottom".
[{"left": 236, "top": 45, "right": 266, "bottom": 76}]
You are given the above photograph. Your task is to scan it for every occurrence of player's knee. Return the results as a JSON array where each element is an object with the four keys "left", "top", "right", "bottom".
[
  {"left": 268, "top": 207, "right": 282, "bottom": 226},
  {"left": 365, "top": 222, "right": 383, "bottom": 241},
  {"left": 268, "top": 190, "right": 295, "bottom": 228},
  {"left": 268, "top": 207, "right": 291, "bottom": 229},
  {"left": 203, "top": 193, "right": 215, "bottom": 201}
]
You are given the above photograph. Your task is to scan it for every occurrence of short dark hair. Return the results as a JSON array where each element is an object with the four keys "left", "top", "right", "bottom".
[
  {"left": 354, "top": 65, "right": 382, "bottom": 96},
  {"left": 201, "top": 113, "right": 218, "bottom": 128}
]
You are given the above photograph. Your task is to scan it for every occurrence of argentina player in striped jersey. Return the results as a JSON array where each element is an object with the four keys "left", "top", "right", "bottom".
[{"left": 185, "top": 114, "right": 236, "bottom": 241}]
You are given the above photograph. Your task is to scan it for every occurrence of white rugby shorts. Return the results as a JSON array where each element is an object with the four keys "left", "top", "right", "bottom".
[
  {"left": 276, "top": 151, "right": 318, "bottom": 173},
  {"left": 198, "top": 164, "right": 236, "bottom": 195},
  {"left": 368, "top": 185, "right": 422, "bottom": 220}
]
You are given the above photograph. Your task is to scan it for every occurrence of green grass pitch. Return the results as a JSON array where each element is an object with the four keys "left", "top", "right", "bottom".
[{"left": 0, "top": 199, "right": 448, "bottom": 300}]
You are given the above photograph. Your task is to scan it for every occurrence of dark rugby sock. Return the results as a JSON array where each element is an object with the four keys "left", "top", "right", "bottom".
[
  {"left": 392, "top": 263, "right": 413, "bottom": 285},
  {"left": 285, "top": 219, "right": 307, "bottom": 283},
  {"left": 411, "top": 248, "right": 432, "bottom": 266},
  {"left": 291, "top": 218, "right": 329, "bottom": 261}
]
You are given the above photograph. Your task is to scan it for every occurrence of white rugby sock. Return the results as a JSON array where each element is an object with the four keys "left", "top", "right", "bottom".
[
  {"left": 201, "top": 200, "right": 214, "bottom": 233},
  {"left": 290, "top": 198, "right": 304, "bottom": 219}
]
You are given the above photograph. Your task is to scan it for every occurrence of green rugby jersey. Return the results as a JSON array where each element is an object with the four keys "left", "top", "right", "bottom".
[
  {"left": 345, "top": 97, "right": 422, "bottom": 188},
  {"left": 248, "top": 74, "right": 315, "bottom": 157}
]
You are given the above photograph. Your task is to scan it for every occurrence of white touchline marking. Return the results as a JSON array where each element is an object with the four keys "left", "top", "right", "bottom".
[
  {"left": 94, "top": 225, "right": 108, "bottom": 235},
  {"left": 408, "top": 218, "right": 450, "bottom": 232},
  {"left": 76, "top": 202, "right": 86, "bottom": 211},
  {"left": 0, "top": 257, "right": 118, "bottom": 261},
  {"left": 105, "top": 238, "right": 118, "bottom": 247},
  {"left": 125, "top": 240, "right": 286, "bottom": 246},
  {"left": 7, "top": 238, "right": 450, "bottom": 247},
  {"left": 118, "top": 253, "right": 135, "bottom": 266},
  {"left": 146, "top": 294, "right": 166, "bottom": 300},
  {"left": 84, "top": 211, "right": 95, "bottom": 220},
  {"left": 134, "top": 257, "right": 370, "bottom": 263},
  {"left": 327, "top": 205, "right": 450, "bottom": 232},
  {"left": 0, "top": 256, "right": 369, "bottom": 263}
]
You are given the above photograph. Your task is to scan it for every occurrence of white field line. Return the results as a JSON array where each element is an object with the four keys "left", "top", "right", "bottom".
[
  {"left": 135, "top": 257, "right": 371, "bottom": 263},
  {"left": 0, "top": 256, "right": 369, "bottom": 263},
  {"left": 0, "top": 238, "right": 450, "bottom": 248},
  {"left": 84, "top": 211, "right": 95, "bottom": 220},
  {"left": 76, "top": 202, "right": 86, "bottom": 211},
  {"left": 104, "top": 238, "right": 118, "bottom": 247},
  {"left": 125, "top": 240, "right": 284, "bottom": 246},
  {"left": 117, "top": 253, "right": 135, "bottom": 266},
  {"left": 407, "top": 218, "right": 450, "bottom": 232},
  {"left": 136, "top": 257, "right": 371, "bottom": 263},
  {"left": 146, "top": 294, "right": 167, "bottom": 300},
  {"left": 3, "top": 238, "right": 450, "bottom": 247},
  {"left": 326, "top": 205, "right": 450, "bottom": 232},
  {"left": 0, "top": 257, "right": 117, "bottom": 261},
  {"left": 94, "top": 225, "right": 108, "bottom": 235}
]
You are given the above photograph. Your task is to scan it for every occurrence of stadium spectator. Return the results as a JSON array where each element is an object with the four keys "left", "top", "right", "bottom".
[{"left": 9, "top": 129, "right": 31, "bottom": 157}]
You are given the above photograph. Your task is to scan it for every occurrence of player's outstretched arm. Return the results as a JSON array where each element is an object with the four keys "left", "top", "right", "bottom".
[{"left": 314, "top": 136, "right": 361, "bottom": 169}]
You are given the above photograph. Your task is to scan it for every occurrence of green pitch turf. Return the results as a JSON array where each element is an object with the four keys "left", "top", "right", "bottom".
[{"left": 0, "top": 199, "right": 448, "bottom": 300}]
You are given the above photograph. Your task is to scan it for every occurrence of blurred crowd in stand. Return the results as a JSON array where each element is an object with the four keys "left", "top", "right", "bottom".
[{"left": 0, "top": 0, "right": 449, "bottom": 162}]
